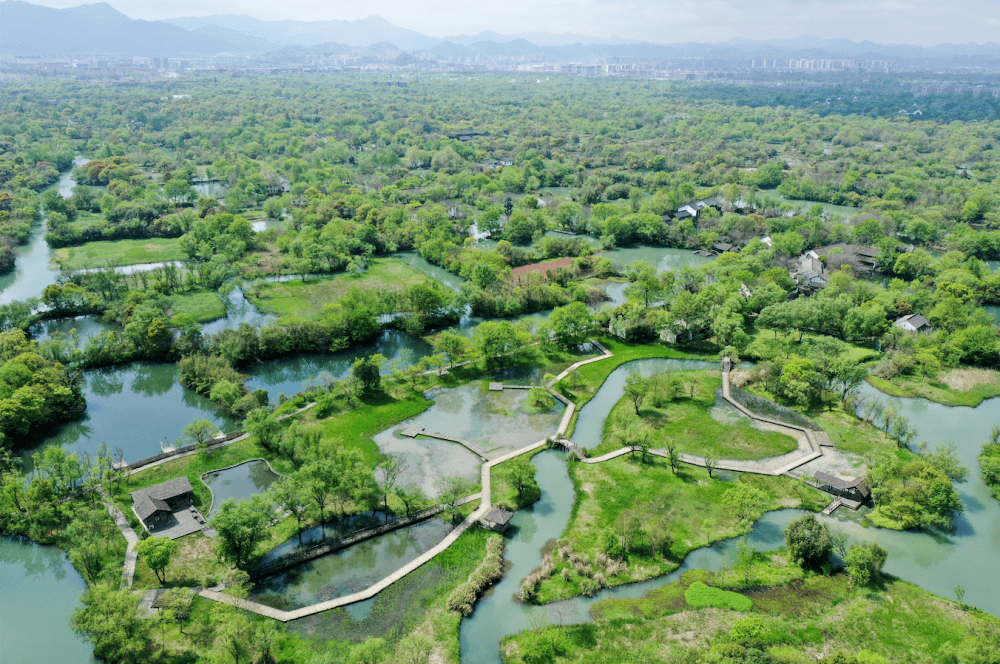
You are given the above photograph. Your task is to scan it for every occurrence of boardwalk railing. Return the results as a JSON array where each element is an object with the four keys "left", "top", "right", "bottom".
[{"left": 247, "top": 505, "right": 447, "bottom": 580}]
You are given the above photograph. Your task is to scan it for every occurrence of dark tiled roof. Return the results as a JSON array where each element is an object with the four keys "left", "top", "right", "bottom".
[
  {"left": 482, "top": 507, "right": 515, "bottom": 525},
  {"left": 131, "top": 477, "right": 193, "bottom": 521},
  {"left": 814, "top": 472, "right": 870, "bottom": 494},
  {"left": 131, "top": 477, "right": 193, "bottom": 502}
]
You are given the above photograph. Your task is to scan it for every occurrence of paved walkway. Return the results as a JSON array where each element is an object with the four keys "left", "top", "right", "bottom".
[{"left": 98, "top": 487, "right": 140, "bottom": 589}]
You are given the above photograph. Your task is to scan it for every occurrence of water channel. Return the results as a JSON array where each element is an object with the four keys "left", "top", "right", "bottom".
[
  {"left": 459, "top": 361, "right": 1000, "bottom": 663},
  {"left": 0, "top": 157, "right": 89, "bottom": 305}
]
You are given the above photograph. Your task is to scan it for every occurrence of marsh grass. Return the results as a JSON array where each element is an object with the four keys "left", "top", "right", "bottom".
[
  {"left": 55, "top": 238, "right": 185, "bottom": 270},
  {"left": 248, "top": 258, "right": 437, "bottom": 318}
]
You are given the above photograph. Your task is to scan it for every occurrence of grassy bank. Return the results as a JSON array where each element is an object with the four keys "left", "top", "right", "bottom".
[
  {"left": 54, "top": 238, "right": 185, "bottom": 270},
  {"left": 503, "top": 557, "right": 1000, "bottom": 664},
  {"left": 594, "top": 370, "right": 800, "bottom": 460},
  {"left": 248, "top": 258, "right": 438, "bottom": 318},
  {"left": 531, "top": 454, "right": 826, "bottom": 603},
  {"left": 867, "top": 369, "right": 1000, "bottom": 407},
  {"left": 555, "top": 338, "right": 715, "bottom": 439},
  {"left": 169, "top": 290, "right": 227, "bottom": 323}
]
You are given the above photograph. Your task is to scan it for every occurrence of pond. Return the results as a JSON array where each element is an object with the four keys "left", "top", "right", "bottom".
[
  {"left": 243, "top": 330, "right": 434, "bottom": 402},
  {"left": 0, "top": 536, "right": 95, "bottom": 664},
  {"left": 21, "top": 361, "right": 236, "bottom": 469},
  {"left": 29, "top": 315, "right": 116, "bottom": 345},
  {"left": 372, "top": 382, "right": 566, "bottom": 498},
  {"left": 249, "top": 518, "right": 455, "bottom": 610},
  {"left": 203, "top": 460, "right": 281, "bottom": 514},
  {"left": 758, "top": 188, "right": 859, "bottom": 219}
]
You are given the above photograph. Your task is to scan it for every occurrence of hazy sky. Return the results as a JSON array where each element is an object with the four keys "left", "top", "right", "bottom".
[{"left": 18, "top": 0, "right": 1000, "bottom": 45}]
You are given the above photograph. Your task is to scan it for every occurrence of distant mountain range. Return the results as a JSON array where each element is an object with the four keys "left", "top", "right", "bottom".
[{"left": 3, "top": 0, "right": 1000, "bottom": 64}]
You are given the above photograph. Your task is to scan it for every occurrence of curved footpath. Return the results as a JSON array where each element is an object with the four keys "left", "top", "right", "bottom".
[{"left": 119, "top": 347, "right": 834, "bottom": 622}]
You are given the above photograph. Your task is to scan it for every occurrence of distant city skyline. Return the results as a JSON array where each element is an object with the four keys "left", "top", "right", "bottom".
[{"left": 8, "top": 0, "right": 1000, "bottom": 46}]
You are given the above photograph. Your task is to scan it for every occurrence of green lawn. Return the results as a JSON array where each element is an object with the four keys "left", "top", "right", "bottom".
[
  {"left": 248, "top": 258, "right": 440, "bottom": 318},
  {"left": 169, "top": 291, "right": 226, "bottom": 323},
  {"left": 531, "top": 454, "right": 826, "bottom": 603},
  {"left": 54, "top": 238, "right": 186, "bottom": 270},
  {"left": 305, "top": 392, "right": 434, "bottom": 468},
  {"left": 595, "top": 370, "right": 800, "bottom": 461}
]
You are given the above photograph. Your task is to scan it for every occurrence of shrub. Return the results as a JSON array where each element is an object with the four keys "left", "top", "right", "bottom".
[
  {"left": 731, "top": 615, "right": 768, "bottom": 642},
  {"left": 683, "top": 581, "right": 752, "bottom": 611},
  {"left": 447, "top": 534, "right": 505, "bottom": 616},
  {"left": 784, "top": 514, "right": 833, "bottom": 570}
]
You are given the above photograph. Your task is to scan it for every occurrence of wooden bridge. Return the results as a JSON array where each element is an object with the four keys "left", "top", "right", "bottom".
[{"left": 247, "top": 505, "right": 448, "bottom": 581}]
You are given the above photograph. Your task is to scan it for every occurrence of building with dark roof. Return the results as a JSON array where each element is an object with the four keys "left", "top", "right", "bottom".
[
  {"left": 131, "top": 477, "right": 194, "bottom": 531},
  {"left": 813, "top": 472, "right": 872, "bottom": 503},
  {"left": 895, "top": 313, "right": 932, "bottom": 333}
]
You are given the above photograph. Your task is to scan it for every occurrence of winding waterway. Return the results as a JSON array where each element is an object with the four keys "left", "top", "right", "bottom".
[{"left": 459, "top": 360, "right": 1000, "bottom": 663}]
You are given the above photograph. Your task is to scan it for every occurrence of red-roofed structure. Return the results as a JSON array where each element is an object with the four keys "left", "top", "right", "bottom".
[{"left": 509, "top": 257, "right": 574, "bottom": 278}]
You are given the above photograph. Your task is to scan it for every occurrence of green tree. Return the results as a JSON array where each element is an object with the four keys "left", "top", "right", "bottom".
[
  {"left": 181, "top": 418, "right": 218, "bottom": 447},
  {"left": 266, "top": 477, "right": 312, "bottom": 544},
  {"left": 71, "top": 583, "right": 152, "bottom": 664},
  {"left": 845, "top": 541, "right": 888, "bottom": 588},
  {"left": 210, "top": 496, "right": 273, "bottom": 568},
  {"left": 351, "top": 353, "right": 387, "bottom": 393},
  {"left": 134, "top": 537, "right": 178, "bottom": 584},
  {"left": 721, "top": 483, "right": 766, "bottom": 524},
  {"left": 624, "top": 371, "right": 648, "bottom": 416},
  {"left": 549, "top": 301, "right": 595, "bottom": 348},
  {"left": 243, "top": 407, "right": 281, "bottom": 452},
  {"left": 784, "top": 513, "right": 833, "bottom": 570}
]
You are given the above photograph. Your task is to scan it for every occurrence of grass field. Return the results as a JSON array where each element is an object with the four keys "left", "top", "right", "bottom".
[
  {"left": 248, "top": 258, "right": 439, "bottom": 318},
  {"left": 595, "top": 370, "right": 800, "bottom": 461},
  {"left": 168, "top": 291, "right": 227, "bottom": 323},
  {"left": 749, "top": 327, "right": 880, "bottom": 364},
  {"left": 54, "top": 238, "right": 186, "bottom": 270},
  {"left": 531, "top": 454, "right": 826, "bottom": 603}
]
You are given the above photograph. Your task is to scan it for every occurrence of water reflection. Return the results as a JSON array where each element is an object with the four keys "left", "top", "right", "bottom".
[
  {"left": 0, "top": 536, "right": 95, "bottom": 664},
  {"left": 203, "top": 460, "right": 281, "bottom": 514},
  {"left": 250, "top": 518, "right": 454, "bottom": 610}
]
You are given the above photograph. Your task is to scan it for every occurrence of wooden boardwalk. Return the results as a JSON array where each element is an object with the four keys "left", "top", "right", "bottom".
[{"left": 417, "top": 431, "right": 486, "bottom": 461}]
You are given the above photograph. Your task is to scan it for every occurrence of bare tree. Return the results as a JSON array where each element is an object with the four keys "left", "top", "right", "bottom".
[{"left": 704, "top": 455, "right": 718, "bottom": 479}]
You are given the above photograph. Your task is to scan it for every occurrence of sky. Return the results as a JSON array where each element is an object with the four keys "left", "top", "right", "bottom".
[{"left": 14, "top": 0, "right": 1000, "bottom": 45}]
